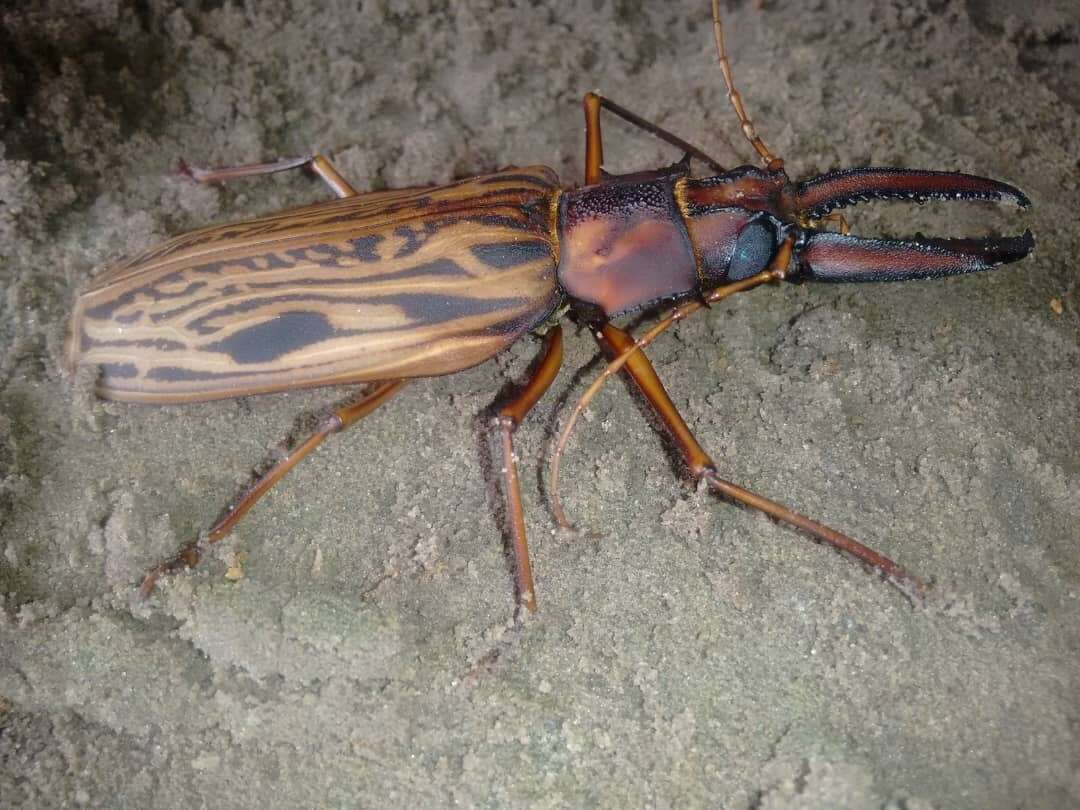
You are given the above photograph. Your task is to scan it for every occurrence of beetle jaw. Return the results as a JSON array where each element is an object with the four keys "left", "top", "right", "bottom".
[
  {"left": 790, "top": 228, "right": 1035, "bottom": 283},
  {"left": 783, "top": 167, "right": 1034, "bottom": 283}
]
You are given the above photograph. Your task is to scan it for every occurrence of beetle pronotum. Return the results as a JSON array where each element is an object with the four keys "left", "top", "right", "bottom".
[{"left": 67, "top": 1, "right": 1033, "bottom": 613}]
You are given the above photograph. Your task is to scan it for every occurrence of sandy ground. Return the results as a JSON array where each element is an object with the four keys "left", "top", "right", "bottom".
[{"left": 1, "top": 0, "right": 1078, "bottom": 807}]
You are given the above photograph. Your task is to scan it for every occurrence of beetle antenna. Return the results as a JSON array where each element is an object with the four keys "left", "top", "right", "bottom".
[{"left": 712, "top": 0, "right": 784, "bottom": 171}]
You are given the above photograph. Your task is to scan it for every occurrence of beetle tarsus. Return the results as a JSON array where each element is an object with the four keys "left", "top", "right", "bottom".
[
  {"left": 701, "top": 469, "right": 928, "bottom": 604},
  {"left": 137, "top": 541, "right": 202, "bottom": 599}
]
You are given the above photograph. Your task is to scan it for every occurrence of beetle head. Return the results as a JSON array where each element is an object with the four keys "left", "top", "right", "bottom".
[{"left": 681, "top": 165, "right": 1033, "bottom": 287}]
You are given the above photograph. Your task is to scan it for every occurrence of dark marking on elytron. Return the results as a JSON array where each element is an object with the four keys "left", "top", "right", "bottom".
[
  {"left": 244, "top": 258, "right": 473, "bottom": 290},
  {"left": 202, "top": 311, "right": 350, "bottom": 364},
  {"left": 83, "top": 273, "right": 205, "bottom": 321},
  {"left": 99, "top": 363, "right": 139, "bottom": 379},
  {"left": 469, "top": 213, "right": 538, "bottom": 232},
  {"left": 186, "top": 291, "right": 536, "bottom": 337},
  {"left": 366, "top": 257, "right": 472, "bottom": 283},
  {"left": 152, "top": 258, "right": 474, "bottom": 323},
  {"left": 370, "top": 188, "right": 554, "bottom": 220},
  {"left": 392, "top": 222, "right": 439, "bottom": 259},
  {"left": 325, "top": 203, "right": 542, "bottom": 233},
  {"left": 284, "top": 243, "right": 353, "bottom": 269},
  {"left": 91, "top": 202, "right": 547, "bottom": 323},
  {"left": 523, "top": 201, "right": 557, "bottom": 232},
  {"left": 151, "top": 294, "right": 222, "bottom": 324},
  {"left": 317, "top": 187, "right": 485, "bottom": 226},
  {"left": 84, "top": 337, "right": 188, "bottom": 352},
  {"left": 115, "top": 310, "right": 144, "bottom": 325},
  {"left": 383, "top": 193, "right": 548, "bottom": 227},
  {"left": 193, "top": 243, "right": 355, "bottom": 279},
  {"left": 321, "top": 205, "right": 411, "bottom": 227},
  {"left": 248, "top": 253, "right": 299, "bottom": 272},
  {"left": 191, "top": 257, "right": 253, "bottom": 276},
  {"left": 191, "top": 254, "right": 291, "bottom": 275},
  {"left": 145, "top": 365, "right": 270, "bottom": 383},
  {"left": 469, "top": 239, "right": 551, "bottom": 269},
  {"left": 478, "top": 298, "right": 561, "bottom": 336},
  {"left": 190, "top": 260, "right": 225, "bottom": 275},
  {"left": 379, "top": 292, "right": 534, "bottom": 325},
  {"left": 349, "top": 235, "right": 384, "bottom": 262}
]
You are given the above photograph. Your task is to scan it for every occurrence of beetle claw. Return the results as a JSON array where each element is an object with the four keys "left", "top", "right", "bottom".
[
  {"left": 794, "top": 229, "right": 1035, "bottom": 283},
  {"left": 792, "top": 167, "right": 1030, "bottom": 218},
  {"left": 788, "top": 168, "right": 1033, "bottom": 283}
]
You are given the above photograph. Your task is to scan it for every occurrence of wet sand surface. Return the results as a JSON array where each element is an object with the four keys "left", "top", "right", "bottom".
[{"left": 1, "top": 1, "right": 1078, "bottom": 806}]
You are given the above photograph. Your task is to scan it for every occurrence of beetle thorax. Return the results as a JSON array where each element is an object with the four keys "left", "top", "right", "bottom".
[
  {"left": 555, "top": 174, "right": 698, "bottom": 317},
  {"left": 555, "top": 166, "right": 791, "bottom": 318}
]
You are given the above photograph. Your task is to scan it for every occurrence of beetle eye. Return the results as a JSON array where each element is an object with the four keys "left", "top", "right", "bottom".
[{"left": 728, "top": 217, "right": 777, "bottom": 281}]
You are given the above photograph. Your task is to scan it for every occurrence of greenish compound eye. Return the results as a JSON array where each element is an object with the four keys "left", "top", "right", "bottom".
[{"left": 728, "top": 217, "right": 777, "bottom": 280}]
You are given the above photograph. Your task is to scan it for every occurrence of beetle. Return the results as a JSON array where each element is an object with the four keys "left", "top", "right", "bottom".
[{"left": 66, "top": 2, "right": 1033, "bottom": 613}]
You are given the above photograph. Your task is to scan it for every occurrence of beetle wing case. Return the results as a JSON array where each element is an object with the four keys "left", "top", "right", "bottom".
[{"left": 68, "top": 167, "right": 563, "bottom": 403}]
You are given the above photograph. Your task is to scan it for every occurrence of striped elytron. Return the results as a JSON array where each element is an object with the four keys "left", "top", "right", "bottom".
[
  {"left": 67, "top": 5, "right": 1033, "bottom": 612},
  {"left": 69, "top": 168, "right": 562, "bottom": 403}
]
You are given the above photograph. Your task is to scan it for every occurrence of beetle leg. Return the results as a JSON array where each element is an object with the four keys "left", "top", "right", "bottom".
[
  {"left": 594, "top": 324, "right": 925, "bottom": 600},
  {"left": 178, "top": 154, "right": 358, "bottom": 198},
  {"left": 138, "top": 380, "right": 406, "bottom": 598},
  {"left": 491, "top": 326, "right": 564, "bottom": 613},
  {"left": 583, "top": 92, "right": 727, "bottom": 185}
]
